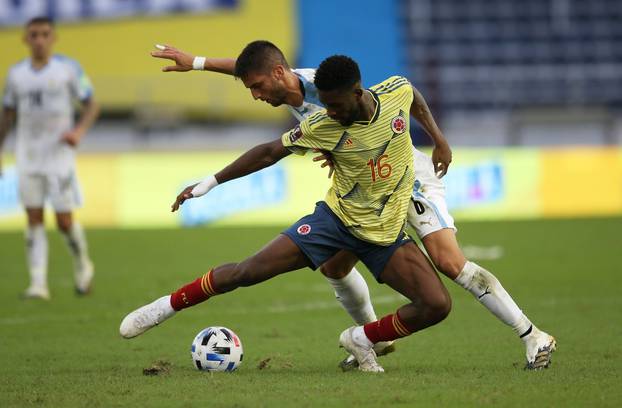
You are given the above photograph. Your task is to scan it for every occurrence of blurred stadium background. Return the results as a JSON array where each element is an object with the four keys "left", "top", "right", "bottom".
[
  {"left": 1, "top": 2, "right": 621, "bottom": 406},
  {"left": 0, "top": 0, "right": 620, "bottom": 229}
]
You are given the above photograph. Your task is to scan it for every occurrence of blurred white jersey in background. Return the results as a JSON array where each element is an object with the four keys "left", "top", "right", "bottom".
[{"left": 2, "top": 55, "right": 93, "bottom": 176}]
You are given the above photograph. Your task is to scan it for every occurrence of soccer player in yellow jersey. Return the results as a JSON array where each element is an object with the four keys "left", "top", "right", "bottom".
[
  {"left": 120, "top": 56, "right": 452, "bottom": 372},
  {"left": 151, "top": 41, "right": 557, "bottom": 370}
]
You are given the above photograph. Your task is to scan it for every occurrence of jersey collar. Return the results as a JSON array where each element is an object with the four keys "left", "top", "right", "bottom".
[{"left": 353, "top": 90, "right": 381, "bottom": 125}]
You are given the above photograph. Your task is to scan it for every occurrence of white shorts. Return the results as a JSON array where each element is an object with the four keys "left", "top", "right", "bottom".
[
  {"left": 18, "top": 171, "right": 82, "bottom": 212},
  {"left": 407, "top": 148, "right": 456, "bottom": 239}
]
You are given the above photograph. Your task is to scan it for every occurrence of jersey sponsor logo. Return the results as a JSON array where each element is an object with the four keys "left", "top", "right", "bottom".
[
  {"left": 391, "top": 115, "right": 406, "bottom": 134},
  {"left": 343, "top": 138, "right": 354, "bottom": 148},
  {"left": 288, "top": 126, "right": 303, "bottom": 143},
  {"left": 297, "top": 224, "right": 311, "bottom": 235}
]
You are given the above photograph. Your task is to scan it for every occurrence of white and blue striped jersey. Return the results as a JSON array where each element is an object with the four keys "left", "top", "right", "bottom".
[
  {"left": 2, "top": 55, "right": 93, "bottom": 175},
  {"left": 287, "top": 68, "right": 324, "bottom": 121}
]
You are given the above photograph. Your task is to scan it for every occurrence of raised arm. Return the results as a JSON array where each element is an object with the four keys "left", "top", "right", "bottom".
[
  {"left": 0, "top": 107, "right": 16, "bottom": 176},
  {"left": 171, "top": 138, "right": 291, "bottom": 211},
  {"left": 410, "top": 85, "right": 452, "bottom": 177},
  {"left": 151, "top": 44, "right": 236, "bottom": 75}
]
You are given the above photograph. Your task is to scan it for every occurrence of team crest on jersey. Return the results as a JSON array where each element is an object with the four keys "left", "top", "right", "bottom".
[
  {"left": 297, "top": 224, "right": 311, "bottom": 235},
  {"left": 288, "top": 125, "right": 303, "bottom": 143},
  {"left": 391, "top": 115, "right": 407, "bottom": 134}
]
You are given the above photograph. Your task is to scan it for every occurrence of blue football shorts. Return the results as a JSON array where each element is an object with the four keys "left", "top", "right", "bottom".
[{"left": 282, "top": 201, "right": 412, "bottom": 282}]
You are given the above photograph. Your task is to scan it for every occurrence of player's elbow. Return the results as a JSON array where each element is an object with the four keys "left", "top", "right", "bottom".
[{"left": 262, "top": 140, "right": 289, "bottom": 165}]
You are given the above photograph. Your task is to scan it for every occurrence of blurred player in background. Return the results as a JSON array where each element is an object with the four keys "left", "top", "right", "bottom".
[
  {"left": 151, "top": 40, "right": 556, "bottom": 370},
  {"left": 0, "top": 17, "right": 99, "bottom": 299},
  {"left": 122, "top": 56, "right": 452, "bottom": 373}
]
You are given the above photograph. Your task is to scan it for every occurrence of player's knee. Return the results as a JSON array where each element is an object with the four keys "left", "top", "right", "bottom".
[
  {"left": 319, "top": 262, "right": 349, "bottom": 279},
  {"left": 57, "top": 220, "right": 72, "bottom": 233},
  {"left": 55, "top": 214, "right": 73, "bottom": 233},
  {"left": 435, "top": 257, "right": 464, "bottom": 279},
  {"left": 425, "top": 290, "right": 452, "bottom": 324}
]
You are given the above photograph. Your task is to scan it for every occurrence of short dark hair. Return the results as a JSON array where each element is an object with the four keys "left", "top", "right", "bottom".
[
  {"left": 314, "top": 55, "right": 361, "bottom": 92},
  {"left": 26, "top": 16, "right": 54, "bottom": 28},
  {"left": 234, "top": 40, "right": 289, "bottom": 79}
]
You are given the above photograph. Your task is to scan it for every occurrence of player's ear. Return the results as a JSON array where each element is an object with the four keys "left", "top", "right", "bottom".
[
  {"left": 272, "top": 64, "right": 285, "bottom": 80},
  {"left": 354, "top": 88, "right": 364, "bottom": 99}
]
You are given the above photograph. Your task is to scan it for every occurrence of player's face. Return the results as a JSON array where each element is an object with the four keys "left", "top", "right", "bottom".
[
  {"left": 24, "top": 23, "right": 55, "bottom": 59},
  {"left": 241, "top": 66, "right": 288, "bottom": 107},
  {"left": 318, "top": 87, "right": 362, "bottom": 127}
]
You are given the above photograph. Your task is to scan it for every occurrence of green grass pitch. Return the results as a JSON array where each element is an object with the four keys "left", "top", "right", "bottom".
[{"left": 0, "top": 217, "right": 620, "bottom": 407}]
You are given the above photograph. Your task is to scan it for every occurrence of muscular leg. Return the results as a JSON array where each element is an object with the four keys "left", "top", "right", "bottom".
[
  {"left": 120, "top": 234, "right": 312, "bottom": 338},
  {"left": 423, "top": 228, "right": 532, "bottom": 337},
  {"left": 211, "top": 234, "right": 311, "bottom": 292},
  {"left": 340, "top": 242, "right": 450, "bottom": 372},
  {"left": 320, "top": 251, "right": 378, "bottom": 325},
  {"left": 379, "top": 241, "right": 451, "bottom": 332},
  {"left": 24, "top": 208, "right": 48, "bottom": 295},
  {"left": 423, "top": 228, "right": 556, "bottom": 369}
]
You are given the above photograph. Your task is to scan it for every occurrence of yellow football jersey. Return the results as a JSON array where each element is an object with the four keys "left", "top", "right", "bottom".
[{"left": 281, "top": 76, "right": 415, "bottom": 245}]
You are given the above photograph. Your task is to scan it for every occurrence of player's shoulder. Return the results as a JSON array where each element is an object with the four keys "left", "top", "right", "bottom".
[
  {"left": 302, "top": 110, "right": 336, "bottom": 133},
  {"left": 292, "top": 68, "right": 323, "bottom": 108},
  {"left": 6, "top": 58, "right": 30, "bottom": 78},
  {"left": 292, "top": 68, "right": 316, "bottom": 83},
  {"left": 369, "top": 75, "right": 412, "bottom": 95},
  {"left": 52, "top": 54, "right": 84, "bottom": 73}
]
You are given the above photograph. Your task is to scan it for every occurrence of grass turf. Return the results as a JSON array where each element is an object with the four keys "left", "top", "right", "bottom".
[{"left": 0, "top": 217, "right": 620, "bottom": 407}]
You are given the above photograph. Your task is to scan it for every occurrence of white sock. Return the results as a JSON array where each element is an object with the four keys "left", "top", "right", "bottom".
[
  {"left": 455, "top": 261, "right": 533, "bottom": 338},
  {"left": 61, "top": 222, "right": 91, "bottom": 269},
  {"left": 326, "top": 267, "right": 378, "bottom": 325},
  {"left": 159, "top": 295, "right": 176, "bottom": 318},
  {"left": 26, "top": 224, "right": 48, "bottom": 288},
  {"left": 352, "top": 325, "right": 374, "bottom": 348}
]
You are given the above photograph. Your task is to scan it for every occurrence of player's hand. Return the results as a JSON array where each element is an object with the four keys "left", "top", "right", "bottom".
[
  {"left": 171, "top": 183, "right": 198, "bottom": 212},
  {"left": 432, "top": 141, "right": 452, "bottom": 178},
  {"left": 151, "top": 44, "right": 194, "bottom": 72},
  {"left": 312, "top": 148, "right": 334, "bottom": 178},
  {"left": 61, "top": 129, "right": 84, "bottom": 147}
]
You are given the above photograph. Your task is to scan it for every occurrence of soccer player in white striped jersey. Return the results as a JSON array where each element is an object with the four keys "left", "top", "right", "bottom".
[
  {"left": 150, "top": 41, "right": 556, "bottom": 370},
  {"left": 0, "top": 17, "right": 99, "bottom": 300}
]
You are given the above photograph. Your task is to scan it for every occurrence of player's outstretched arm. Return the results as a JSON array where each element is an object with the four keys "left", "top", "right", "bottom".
[
  {"left": 171, "top": 139, "right": 291, "bottom": 211},
  {"left": 409, "top": 86, "right": 452, "bottom": 178},
  {"left": 151, "top": 44, "right": 236, "bottom": 75},
  {"left": 0, "top": 107, "right": 16, "bottom": 176}
]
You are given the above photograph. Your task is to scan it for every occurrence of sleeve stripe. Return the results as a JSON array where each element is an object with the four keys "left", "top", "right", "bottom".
[
  {"left": 370, "top": 77, "right": 409, "bottom": 94},
  {"left": 307, "top": 112, "right": 328, "bottom": 126},
  {"left": 374, "top": 81, "right": 410, "bottom": 95},
  {"left": 371, "top": 76, "right": 406, "bottom": 90}
]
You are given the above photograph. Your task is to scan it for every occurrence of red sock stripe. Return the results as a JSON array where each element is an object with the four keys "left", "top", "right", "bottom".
[
  {"left": 363, "top": 312, "right": 412, "bottom": 344},
  {"left": 170, "top": 269, "right": 217, "bottom": 311},
  {"left": 200, "top": 270, "right": 217, "bottom": 296},
  {"left": 392, "top": 313, "right": 411, "bottom": 337}
]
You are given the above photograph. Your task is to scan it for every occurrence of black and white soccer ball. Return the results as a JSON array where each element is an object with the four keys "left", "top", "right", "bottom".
[{"left": 191, "top": 326, "right": 243, "bottom": 372}]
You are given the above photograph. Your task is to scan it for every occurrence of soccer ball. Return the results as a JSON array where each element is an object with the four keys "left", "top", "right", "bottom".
[{"left": 191, "top": 326, "right": 243, "bottom": 372}]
